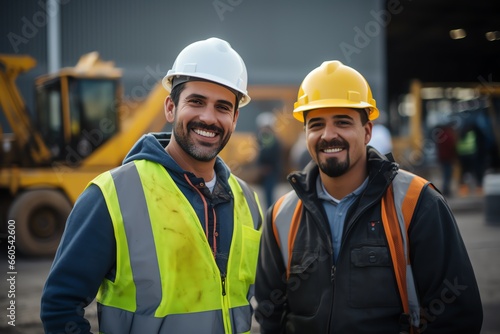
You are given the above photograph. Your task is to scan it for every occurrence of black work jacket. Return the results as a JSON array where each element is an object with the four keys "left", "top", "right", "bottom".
[{"left": 255, "top": 148, "right": 482, "bottom": 334}]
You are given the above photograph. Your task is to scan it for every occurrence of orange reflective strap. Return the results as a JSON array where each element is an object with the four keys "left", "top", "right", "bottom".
[
  {"left": 381, "top": 185, "right": 410, "bottom": 314},
  {"left": 271, "top": 194, "right": 303, "bottom": 279},
  {"left": 286, "top": 201, "right": 303, "bottom": 279},
  {"left": 401, "top": 175, "right": 429, "bottom": 239},
  {"left": 272, "top": 196, "right": 287, "bottom": 249}
]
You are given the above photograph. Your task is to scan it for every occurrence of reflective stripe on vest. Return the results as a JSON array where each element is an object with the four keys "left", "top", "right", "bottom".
[
  {"left": 271, "top": 192, "right": 301, "bottom": 277},
  {"left": 273, "top": 170, "right": 429, "bottom": 329},
  {"left": 99, "top": 304, "right": 251, "bottom": 334},
  {"left": 92, "top": 160, "right": 262, "bottom": 334},
  {"left": 382, "top": 170, "right": 430, "bottom": 329}
]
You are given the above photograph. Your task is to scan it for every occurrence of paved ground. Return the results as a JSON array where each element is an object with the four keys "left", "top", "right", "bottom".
[{"left": 0, "top": 185, "right": 499, "bottom": 334}]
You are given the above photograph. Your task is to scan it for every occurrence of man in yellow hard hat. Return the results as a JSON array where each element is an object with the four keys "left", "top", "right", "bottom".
[
  {"left": 41, "top": 37, "right": 262, "bottom": 334},
  {"left": 255, "top": 60, "right": 482, "bottom": 333}
]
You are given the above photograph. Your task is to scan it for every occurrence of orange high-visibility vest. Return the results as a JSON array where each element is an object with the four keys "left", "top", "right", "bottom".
[{"left": 272, "top": 170, "right": 433, "bottom": 333}]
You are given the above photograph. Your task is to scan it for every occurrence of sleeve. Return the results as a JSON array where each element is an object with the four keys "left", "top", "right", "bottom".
[
  {"left": 409, "top": 187, "right": 483, "bottom": 333},
  {"left": 254, "top": 206, "right": 288, "bottom": 333},
  {"left": 40, "top": 184, "right": 116, "bottom": 334}
]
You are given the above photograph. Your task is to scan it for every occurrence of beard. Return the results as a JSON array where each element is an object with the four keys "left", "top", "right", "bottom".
[
  {"left": 316, "top": 138, "right": 350, "bottom": 177},
  {"left": 319, "top": 157, "right": 350, "bottom": 177},
  {"left": 173, "top": 120, "right": 231, "bottom": 162}
]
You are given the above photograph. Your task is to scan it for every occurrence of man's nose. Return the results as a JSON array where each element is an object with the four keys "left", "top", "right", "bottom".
[
  {"left": 321, "top": 122, "right": 339, "bottom": 140},
  {"left": 198, "top": 104, "right": 218, "bottom": 124}
]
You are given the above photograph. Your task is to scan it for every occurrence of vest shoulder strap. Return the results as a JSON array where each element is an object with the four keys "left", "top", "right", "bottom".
[
  {"left": 271, "top": 192, "right": 302, "bottom": 278},
  {"left": 381, "top": 170, "right": 434, "bottom": 331},
  {"left": 231, "top": 175, "right": 263, "bottom": 230}
]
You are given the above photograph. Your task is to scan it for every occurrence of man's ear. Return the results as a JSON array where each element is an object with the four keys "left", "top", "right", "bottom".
[
  {"left": 165, "top": 96, "right": 175, "bottom": 123},
  {"left": 232, "top": 108, "right": 239, "bottom": 131},
  {"left": 364, "top": 120, "right": 373, "bottom": 145}
]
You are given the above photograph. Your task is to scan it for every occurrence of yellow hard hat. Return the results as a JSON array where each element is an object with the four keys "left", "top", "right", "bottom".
[{"left": 293, "top": 60, "right": 379, "bottom": 122}]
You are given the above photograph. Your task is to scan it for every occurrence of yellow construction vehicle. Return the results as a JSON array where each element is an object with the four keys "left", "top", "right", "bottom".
[
  {"left": 0, "top": 52, "right": 302, "bottom": 256},
  {"left": 0, "top": 52, "right": 169, "bottom": 256}
]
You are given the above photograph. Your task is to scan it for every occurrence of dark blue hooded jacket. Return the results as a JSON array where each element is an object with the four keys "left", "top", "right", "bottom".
[{"left": 41, "top": 133, "right": 244, "bottom": 333}]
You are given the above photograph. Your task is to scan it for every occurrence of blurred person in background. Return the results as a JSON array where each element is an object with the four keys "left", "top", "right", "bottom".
[
  {"left": 41, "top": 37, "right": 262, "bottom": 334},
  {"left": 368, "top": 110, "right": 393, "bottom": 155},
  {"left": 456, "top": 122, "right": 482, "bottom": 196},
  {"left": 290, "top": 131, "right": 312, "bottom": 171},
  {"left": 434, "top": 121, "right": 457, "bottom": 197},
  {"left": 256, "top": 111, "right": 283, "bottom": 209}
]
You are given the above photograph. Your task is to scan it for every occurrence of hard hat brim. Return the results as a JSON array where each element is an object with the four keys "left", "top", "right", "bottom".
[
  {"left": 293, "top": 99, "right": 379, "bottom": 122},
  {"left": 162, "top": 73, "right": 251, "bottom": 107}
]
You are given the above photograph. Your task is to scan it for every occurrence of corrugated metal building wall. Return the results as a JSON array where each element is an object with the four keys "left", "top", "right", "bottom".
[{"left": 2, "top": 0, "right": 387, "bottom": 131}]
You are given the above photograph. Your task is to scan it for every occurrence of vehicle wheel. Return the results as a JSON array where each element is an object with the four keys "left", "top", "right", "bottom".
[{"left": 8, "top": 189, "right": 71, "bottom": 257}]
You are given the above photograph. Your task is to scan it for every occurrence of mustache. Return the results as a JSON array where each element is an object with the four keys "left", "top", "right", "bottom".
[
  {"left": 317, "top": 138, "right": 348, "bottom": 150},
  {"left": 187, "top": 121, "right": 223, "bottom": 134}
]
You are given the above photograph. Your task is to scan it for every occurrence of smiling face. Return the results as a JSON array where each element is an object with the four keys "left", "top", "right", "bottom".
[
  {"left": 165, "top": 80, "right": 239, "bottom": 163},
  {"left": 304, "top": 107, "right": 372, "bottom": 178}
]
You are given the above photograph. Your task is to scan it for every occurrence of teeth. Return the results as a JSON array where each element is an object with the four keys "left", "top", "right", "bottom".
[
  {"left": 323, "top": 148, "right": 342, "bottom": 153},
  {"left": 194, "top": 129, "right": 216, "bottom": 138}
]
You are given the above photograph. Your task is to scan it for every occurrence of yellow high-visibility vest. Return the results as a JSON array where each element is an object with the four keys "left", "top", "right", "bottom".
[{"left": 91, "top": 159, "right": 262, "bottom": 333}]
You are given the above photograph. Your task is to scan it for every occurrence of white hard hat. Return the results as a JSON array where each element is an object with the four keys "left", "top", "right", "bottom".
[{"left": 162, "top": 37, "right": 250, "bottom": 107}]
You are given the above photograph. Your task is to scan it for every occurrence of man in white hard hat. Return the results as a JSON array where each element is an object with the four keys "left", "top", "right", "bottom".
[{"left": 41, "top": 37, "right": 263, "bottom": 334}]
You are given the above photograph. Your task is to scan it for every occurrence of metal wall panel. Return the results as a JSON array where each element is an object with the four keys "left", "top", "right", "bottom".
[{"left": 2, "top": 0, "right": 387, "bottom": 131}]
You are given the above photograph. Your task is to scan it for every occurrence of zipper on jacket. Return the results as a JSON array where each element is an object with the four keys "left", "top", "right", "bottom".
[
  {"left": 221, "top": 273, "right": 226, "bottom": 296},
  {"left": 327, "top": 265, "right": 336, "bottom": 332},
  {"left": 220, "top": 271, "right": 231, "bottom": 333}
]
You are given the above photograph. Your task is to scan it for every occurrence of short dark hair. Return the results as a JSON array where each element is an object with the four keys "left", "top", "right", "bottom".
[
  {"left": 169, "top": 82, "right": 185, "bottom": 107},
  {"left": 356, "top": 108, "right": 369, "bottom": 125},
  {"left": 169, "top": 81, "right": 240, "bottom": 111}
]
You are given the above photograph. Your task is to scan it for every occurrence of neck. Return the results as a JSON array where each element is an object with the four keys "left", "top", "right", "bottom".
[{"left": 165, "top": 143, "right": 215, "bottom": 181}]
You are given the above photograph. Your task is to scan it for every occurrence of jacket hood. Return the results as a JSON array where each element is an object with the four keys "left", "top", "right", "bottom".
[{"left": 124, "top": 132, "right": 174, "bottom": 166}]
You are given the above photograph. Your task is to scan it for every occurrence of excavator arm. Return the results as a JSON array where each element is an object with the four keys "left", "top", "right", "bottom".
[{"left": 0, "top": 54, "right": 52, "bottom": 165}]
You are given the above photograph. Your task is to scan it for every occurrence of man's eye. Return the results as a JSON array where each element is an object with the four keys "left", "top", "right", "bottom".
[
  {"left": 217, "top": 104, "right": 231, "bottom": 111},
  {"left": 308, "top": 123, "right": 321, "bottom": 129},
  {"left": 188, "top": 99, "right": 203, "bottom": 105}
]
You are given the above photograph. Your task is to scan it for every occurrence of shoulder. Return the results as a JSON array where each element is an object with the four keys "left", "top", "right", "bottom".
[
  {"left": 272, "top": 190, "right": 300, "bottom": 217},
  {"left": 393, "top": 169, "right": 432, "bottom": 189},
  {"left": 229, "top": 173, "right": 259, "bottom": 203},
  {"left": 407, "top": 178, "right": 452, "bottom": 229},
  {"left": 392, "top": 169, "right": 444, "bottom": 214},
  {"left": 230, "top": 173, "right": 250, "bottom": 190},
  {"left": 63, "top": 184, "right": 113, "bottom": 245},
  {"left": 71, "top": 187, "right": 110, "bottom": 220}
]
